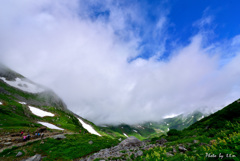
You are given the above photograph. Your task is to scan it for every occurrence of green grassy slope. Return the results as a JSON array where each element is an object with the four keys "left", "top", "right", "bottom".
[
  {"left": 0, "top": 66, "right": 119, "bottom": 160},
  {"left": 135, "top": 99, "right": 240, "bottom": 160}
]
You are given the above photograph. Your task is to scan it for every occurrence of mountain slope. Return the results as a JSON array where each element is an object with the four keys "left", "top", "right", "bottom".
[
  {"left": 133, "top": 99, "right": 240, "bottom": 160},
  {"left": 100, "top": 111, "right": 207, "bottom": 140},
  {"left": 0, "top": 65, "right": 104, "bottom": 135},
  {"left": 0, "top": 65, "right": 120, "bottom": 160},
  {"left": 0, "top": 64, "right": 67, "bottom": 111}
]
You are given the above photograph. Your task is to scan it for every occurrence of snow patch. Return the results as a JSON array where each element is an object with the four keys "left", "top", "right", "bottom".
[
  {"left": 38, "top": 121, "right": 64, "bottom": 130},
  {"left": 167, "top": 128, "right": 169, "bottom": 131},
  {"left": 29, "top": 106, "right": 54, "bottom": 117},
  {"left": 0, "top": 102, "right": 2, "bottom": 105},
  {"left": 123, "top": 133, "right": 128, "bottom": 137},
  {"left": 163, "top": 113, "right": 180, "bottom": 119},
  {"left": 133, "top": 130, "right": 138, "bottom": 133},
  {"left": 78, "top": 118, "right": 101, "bottom": 136},
  {"left": 0, "top": 77, "right": 45, "bottom": 93},
  {"left": 198, "top": 115, "right": 204, "bottom": 121},
  {"left": 19, "top": 102, "right": 26, "bottom": 105}
]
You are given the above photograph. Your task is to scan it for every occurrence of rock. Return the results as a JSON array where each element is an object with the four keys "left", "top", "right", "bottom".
[
  {"left": 52, "top": 134, "right": 66, "bottom": 140},
  {"left": 193, "top": 140, "right": 199, "bottom": 144},
  {"left": 16, "top": 151, "right": 23, "bottom": 157},
  {"left": 89, "top": 141, "right": 93, "bottom": 144},
  {"left": 6, "top": 138, "right": 11, "bottom": 141},
  {"left": 23, "top": 154, "right": 41, "bottom": 161},
  {"left": 35, "top": 126, "right": 47, "bottom": 133},
  {"left": 119, "top": 136, "right": 142, "bottom": 147},
  {"left": 156, "top": 138, "right": 167, "bottom": 144},
  {"left": 178, "top": 146, "right": 187, "bottom": 152},
  {"left": 192, "top": 135, "right": 197, "bottom": 137},
  {"left": 136, "top": 150, "right": 143, "bottom": 156},
  {"left": 11, "top": 133, "right": 21, "bottom": 137},
  {"left": 166, "top": 152, "right": 173, "bottom": 157},
  {"left": 4, "top": 142, "right": 12, "bottom": 146},
  {"left": 237, "top": 100, "right": 240, "bottom": 103},
  {"left": 118, "top": 138, "right": 122, "bottom": 141}
]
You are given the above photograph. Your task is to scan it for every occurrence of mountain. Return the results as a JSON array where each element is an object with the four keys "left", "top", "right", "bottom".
[
  {"left": 0, "top": 64, "right": 67, "bottom": 111},
  {"left": 133, "top": 99, "right": 240, "bottom": 160},
  {"left": 0, "top": 65, "right": 122, "bottom": 160},
  {"left": 1, "top": 65, "right": 240, "bottom": 160},
  {"left": 100, "top": 111, "right": 207, "bottom": 140}
]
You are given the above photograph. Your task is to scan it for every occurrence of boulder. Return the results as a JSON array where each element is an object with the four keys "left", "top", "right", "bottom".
[
  {"left": 193, "top": 140, "right": 199, "bottom": 144},
  {"left": 136, "top": 150, "right": 143, "bottom": 156},
  {"left": 23, "top": 154, "right": 41, "bottom": 161},
  {"left": 119, "top": 136, "right": 142, "bottom": 147},
  {"left": 35, "top": 126, "right": 47, "bottom": 133},
  {"left": 52, "top": 134, "right": 66, "bottom": 140},
  {"left": 16, "top": 151, "right": 23, "bottom": 157},
  {"left": 156, "top": 138, "right": 167, "bottom": 144},
  {"left": 6, "top": 138, "right": 11, "bottom": 141},
  {"left": 166, "top": 152, "right": 173, "bottom": 157},
  {"left": 11, "top": 133, "right": 21, "bottom": 137},
  {"left": 4, "top": 142, "right": 12, "bottom": 146},
  {"left": 88, "top": 141, "right": 93, "bottom": 144},
  {"left": 178, "top": 146, "right": 187, "bottom": 152}
]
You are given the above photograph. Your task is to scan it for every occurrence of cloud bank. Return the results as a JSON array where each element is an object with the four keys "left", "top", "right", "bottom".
[{"left": 1, "top": 0, "right": 240, "bottom": 125}]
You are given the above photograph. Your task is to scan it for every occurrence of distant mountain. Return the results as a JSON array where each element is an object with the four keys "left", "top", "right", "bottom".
[
  {"left": 138, "top": 98, "right": 240, "bottom": 160},
  {"left": 1, "top": 64, "right": 240, "bottom": 160},
  {"left": 100, "top": 111, "right": 207, "bottom": 140}
]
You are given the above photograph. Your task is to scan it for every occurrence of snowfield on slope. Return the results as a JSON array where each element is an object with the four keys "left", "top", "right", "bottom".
[
  {"left": 0, "top": 77, "right": 45, "bottom": 93},
  {"left": 38, "top": 121, "right": 64, "bottom": 130},
  {"left": 29, "top": 106, "right": 55, "bottom": 117},
  {"left": 77, "top": 118, "right": 101, "bottom": 136}
]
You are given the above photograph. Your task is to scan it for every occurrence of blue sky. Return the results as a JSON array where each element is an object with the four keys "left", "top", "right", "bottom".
[
  {"left": 118, "top": 0, "right": 240, "bottom": 61},
  {"left": 1, "top": 0, "right": 240, "bottom": 124},
  {"left": 85, "top": 0, "right": 240, "bottom": 62}
]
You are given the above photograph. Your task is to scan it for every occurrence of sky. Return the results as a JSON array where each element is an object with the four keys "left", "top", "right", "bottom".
[{"left": 1, "top": 0, "right": 240, "bottom": 125}]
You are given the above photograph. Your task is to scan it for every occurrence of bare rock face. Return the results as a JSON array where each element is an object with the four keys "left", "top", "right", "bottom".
[{"left": 119, "top": 136, "right": 142, "bottom": 147}]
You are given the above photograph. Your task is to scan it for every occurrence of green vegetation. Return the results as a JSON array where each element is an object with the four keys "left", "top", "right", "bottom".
[
  {"left": 136, "top": 99, "right": 240, "bottom": 160},
  {"left": 0, "top": 134, "right": 119, "bottom": 160},
  {"left": 1, "top": 66, "right": 240, "bottom": 160}
]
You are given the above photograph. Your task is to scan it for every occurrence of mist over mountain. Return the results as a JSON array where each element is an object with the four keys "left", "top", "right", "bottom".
[{"left": 1, "top": 1, "right": 240, "bottom": 125}]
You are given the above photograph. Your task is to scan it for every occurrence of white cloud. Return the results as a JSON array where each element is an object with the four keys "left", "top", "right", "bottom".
[{"left": 1, "top": 1, "right": 240, "bottom": 125}]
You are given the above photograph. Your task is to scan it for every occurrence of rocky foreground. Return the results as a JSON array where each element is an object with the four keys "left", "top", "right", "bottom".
[{"left": 78, "top": 136, "right": 170, "bottom": 161}]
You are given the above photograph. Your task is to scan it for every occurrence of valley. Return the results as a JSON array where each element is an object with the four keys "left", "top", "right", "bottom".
[{"left": 0, "top": 66, "right": 240, "bottom": 160}]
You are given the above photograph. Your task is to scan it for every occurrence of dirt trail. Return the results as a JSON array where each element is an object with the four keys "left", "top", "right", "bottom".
[{"left": 0, "top": 133, "right": 76, "bottom": 153}]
